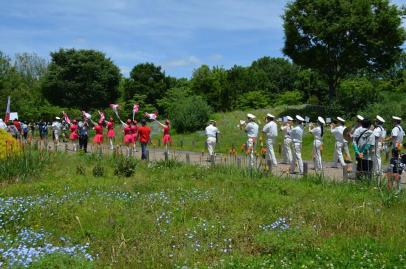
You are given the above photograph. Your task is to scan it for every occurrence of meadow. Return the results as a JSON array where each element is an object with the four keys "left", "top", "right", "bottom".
[{"left": 0, "top": 148, "right": 405, "bottom": 268}]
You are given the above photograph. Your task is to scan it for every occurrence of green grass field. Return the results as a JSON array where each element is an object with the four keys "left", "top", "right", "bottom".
[{"left": 1, "top": 151, "right": 405, "bottom": 268}]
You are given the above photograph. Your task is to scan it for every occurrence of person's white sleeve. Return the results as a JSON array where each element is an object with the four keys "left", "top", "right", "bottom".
[
  {"left": 262, "top": 125, "right": 268, "bottom": 133},
  {"left": 392, "top": 128, "right": 398, "bottom": 137}
]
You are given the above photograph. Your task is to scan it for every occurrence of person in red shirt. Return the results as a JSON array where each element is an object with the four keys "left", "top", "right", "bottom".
[
  {"left": 137, "top": 119, "right": 151, "bottom": 160},
  {"left": 106, "top": 117, "right": 115, "bottom": 150},
  {"left": 13, "top": 119, "right": 21, "bottom": 136},
  {"left": 156, "top": 119, "right": 172, "bottom": 152}
]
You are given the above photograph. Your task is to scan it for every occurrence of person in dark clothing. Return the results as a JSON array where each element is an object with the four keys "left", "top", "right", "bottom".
[
  {"left": 137, "top": 119, "right": 151, "bottom": 160},
  {"left": 78, "top": 120, "right": 89, "bottom": 153}
]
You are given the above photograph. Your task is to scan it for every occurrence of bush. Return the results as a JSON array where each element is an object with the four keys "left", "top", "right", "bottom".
[
  {"left": 360, "top": 91, "right": 406, "bottom": 121},
  {"left": 0, "top": 129, "right": 21, "bottom": 159},
  {"left": 114, "top": 156, "right": 137, "bottom": 177},
  {"left": 169, "top": 96, "right": 212, "bottom": 133},
  {"left": 92, "top": 163, "right": 105, "bottom": 177},
  {"left": 236, "top": 91, "right": 270, "bottom": 110},
  {"left": 279, "top": 104, "right": 342, "bottom": 121},
  {"left": 274, "top": 90, "right": 303, "bottom": 106}
]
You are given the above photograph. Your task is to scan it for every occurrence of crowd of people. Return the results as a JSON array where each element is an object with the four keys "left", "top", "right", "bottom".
[
  {"left": 0, "top": 113, "right": 171, "bottom": 161},
  {"left": 205, "top": 113, "right": 405, "bottom": 186}
]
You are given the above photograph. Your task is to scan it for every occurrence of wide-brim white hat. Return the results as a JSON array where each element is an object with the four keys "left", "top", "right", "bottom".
[
  {"left": 356, "top": 115, "right": 364, "bottom": 121},
  {"left": 266, "top": 113, "right": 275, "bottom": 118},
  {"left": 318, "top": 116, "right": 325, "bottom": 124},
  {"left": 376, "top": 115, "right": 385, "bottom": 123},
  {"left": 286, "top": 116, "right": 293, "bottom": 121},
  {"left": 337, "top": 117, "right": 345, "bottom": 123},
  {"left": 55, "top": 117, "right": 60, "bottom": 120},
  {"left": 247, "top": 113, "right": 256, "bottom": 119},
  {"left": 296, "top": 115, "right": 305, "bottom": 122},
  {"left": 393, "top": 116, "right": 402, "bottom": 121}
]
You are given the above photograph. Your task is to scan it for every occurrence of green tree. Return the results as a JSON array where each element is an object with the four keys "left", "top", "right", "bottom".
[
  {"left": 283, "top": 0, "right": 406, "bottom": 101},
  {"left": 123, "top": 63, "right": 169, "bottom": 108},
  {"left": 236, "top": 91, "right": 270, "bottom": 110},
  {"left": 14, "top": 53, "right": 48, "bottom": 86},
  {"left": 42, "top": 49, "right": 121, "bottom": 110}
]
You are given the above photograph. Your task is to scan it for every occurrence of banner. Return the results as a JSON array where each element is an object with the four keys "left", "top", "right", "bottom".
[{"left": 4, "top": 96, "right": 10, "bottom": 122}]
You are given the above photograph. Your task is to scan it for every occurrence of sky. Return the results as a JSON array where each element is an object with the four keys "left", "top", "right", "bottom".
[{"left": 1, "top": 0, "right": 404, "bottom": 78}]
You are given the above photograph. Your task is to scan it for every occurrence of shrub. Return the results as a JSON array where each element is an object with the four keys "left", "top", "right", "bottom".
[
  {"left": 114, "top": 156, "right": 137, "bottom": 177},
  {"left": 274, "top": 90, "right": 303, "bottom": 106},
  {"left": 92, "top": 163, "right": 105, "bottom": 177},
  {"left": 279, "top": 104, "right": 342, "bottom": 121},
  {"left": 0, "top": 129, "right": 21, "bottom": 159},
  {"left": 169, "top": 96, "right": 212, "bottom": 133},
  {"left": 76, "top": 164, "right": 86, "bottom": 175},
  {"left": 236, "top": 91, "right": 270, "bottom": 110}
]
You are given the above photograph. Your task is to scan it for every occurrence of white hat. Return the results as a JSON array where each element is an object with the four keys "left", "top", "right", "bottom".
[
  {"left": 317, "top": 116, "right": 325, "bottom": 124},
  {"left": 337, "top": 117, "right": 345, "bottom": 123},
  {"left": 209, "top": 119, "right": 216, "bottom": 124},
  {"left": 266, "top": 113, "right": 275, "bottom": 118},
  {"left": 376, "top": 115, "right": 385, "bottom": 123},
  {"left": 55, "top": 117, "right": 61, "bottom": 120},
  {"left": 286, "top": 116, "right": 293, "bottom": 121},
  {"left": 247, "top": 113, "right": 256, "bottom": 119},
  {"left": 356, "top": 115, "right": 364, "bottom": 121},
  {"left": 393, "top": 116, "right": 402, "bottom": 121},
  {"left": 295, "top": 115, "right": 305, "bottom": 122}
]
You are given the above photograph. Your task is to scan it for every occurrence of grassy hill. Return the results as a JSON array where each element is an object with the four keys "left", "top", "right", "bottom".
[{"left": 1, "top": 152, "right": 405, "bottom": 268}]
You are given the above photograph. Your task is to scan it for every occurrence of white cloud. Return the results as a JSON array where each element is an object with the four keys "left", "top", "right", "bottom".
[{"left": 163, "top": 56, "right": 200, "bottom": 67}]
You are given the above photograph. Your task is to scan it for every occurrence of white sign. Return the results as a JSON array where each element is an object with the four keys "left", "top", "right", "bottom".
[{"left": 10, "top": 112, "right": 18, "bottom": 121}]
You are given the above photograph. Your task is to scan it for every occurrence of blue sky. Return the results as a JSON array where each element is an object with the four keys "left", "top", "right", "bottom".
[{"left": 1, "top": 0, "right": 404, "bottom": 78}]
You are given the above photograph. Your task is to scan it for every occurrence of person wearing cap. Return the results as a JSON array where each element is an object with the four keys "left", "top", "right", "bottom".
[
  {"left": 373, "top": 116, "right": 386, "bottom": 176},
  {"left": 391, "top": 116, "right": 404, "bottom": 150},
  {"left": 51, "top": 117, "right": 62, "bottom": 147},
  {"left": 290, "top": 115, "right": 305, "bottom": 174},
  {"left": 205, "top": 120, "right": 220, "bottom": 160},
  {"left": 78, "top": 120, "right": 89, "bottom": 153},
  {"left": 69, "top": 119, "right": 79, "bottom": 151},
  {"left": 262, "top": 113, "right": 278, "bottom": 166},
  {"left": 281, "top": 116, "right": 293, "bottom": 164},
  {"left": 351, "top": 115, "right": 364, "bottom": 138},
  {"left": 309, "top": 117, "right": 325, "bottom": 172},
  {"left": 245, "top": 114, "right": 259, "bottom": 168},
  {"left": 352, "top": 118, "right": 375, "bottom": 179},
  {"left": 331, "top": 117, "right": 347, "bottom": 168}
]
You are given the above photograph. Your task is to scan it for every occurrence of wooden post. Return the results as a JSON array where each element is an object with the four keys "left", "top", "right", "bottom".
[
  {"left": 146, "top": 149, "right": 150, "bottom": 161},
  {"left": 267, "top": 160, "right": 272, "bottom": 173},
  {"left": 65, "top": 143, "right": 68, "bottom": 152},
  {"left": 343, "top": 165, "right": 348, "bottom": 181},
  {"left": 210, "top": 154, "right": 215, "bottom": 166},
  {"left": 164, "top": 151, "right": 169, "bottom": 161},
  {"left": 303, "top": 162, "right": 308, "bottom": 176},
  {"left": 237, "top": 157, "right": 241, "bottom": 168}
]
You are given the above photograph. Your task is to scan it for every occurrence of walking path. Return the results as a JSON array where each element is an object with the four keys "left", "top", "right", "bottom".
[{"left": 35, "top": 140, "right": 405, "bottom": 185}]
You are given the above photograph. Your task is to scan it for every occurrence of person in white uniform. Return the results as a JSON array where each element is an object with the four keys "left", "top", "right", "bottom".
[
  {"left": 372, "top": 115, "right": 386, "bottom": 176},
  {"left": 0, "top": 119, "right": 7, "bottom": 130},
  {"left": 281, "top": 116, "right": 294, "bottom": 165},
  {"left": 262, "top": 113, "right": 278, "bottom": 166},
  {"left": 309, "top": 116, "right": 325, "bottom": 172},
  {"left": 391, "top": 116, "right": 404, "bottom": 150},
  {"left": 51, "top": 117, "right": 62, "bottom": 146},
  {"left": 205, "top": 120, "right": 220, "bottom": 159},
  {"left": 331, "top": 117, "right": 347, "bottom": 168},
  {"left": 290, "top": 115, "right": 305, "bottom": 174},
  {"left": 245, "top": 113, "right": 259, "bottom": 168}
]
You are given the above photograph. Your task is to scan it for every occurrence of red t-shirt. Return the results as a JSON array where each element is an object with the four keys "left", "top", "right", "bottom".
[
  {"left": 137, "top": 126, "right": 151, "bottom": 143},
  {"left": 13, "top": 120, "right": 21, "bottom": 131}
]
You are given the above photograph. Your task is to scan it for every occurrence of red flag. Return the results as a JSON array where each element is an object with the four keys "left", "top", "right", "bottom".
[
  {"left": 133, "top": 103, "right": 139, "bottom": 113},
  {"left": 4, "top": 96, "right": 10, "bottom": 123},
  {"left": 63, "top": 111, "right": 71, "bottom": 124},
  {"left": 144, "top": 112, "right": 158, "bottom": 120},
  {"left": 98, "top": 111, "right": 105, "bottom": 124}
]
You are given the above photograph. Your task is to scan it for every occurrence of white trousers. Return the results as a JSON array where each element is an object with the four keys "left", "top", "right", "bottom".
[
  {"left": 291, "top": 142, "right": 303, "bottom": 173},
  {"left": 373, "top": 142, "right": 383, "bottom": 176},
  {"left": 207, "top": 137, "right": 216, "bottom": 156},
  {"left": 247, "top": 138, "right": 256, "bottom": 168},
  {"left": 313, "top": 140, "right": 323, "bottom": 171},
  {"left": 283, "top": 137, "right": 293, "bottom": 164},
  {"left": 266, "top": 138, "right": 277, "bottom": 166},
  {"left": 334, "top": 142, "right": 346, "bottom": 167}
]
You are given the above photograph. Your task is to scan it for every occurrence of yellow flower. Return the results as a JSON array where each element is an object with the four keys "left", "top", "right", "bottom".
[{"left": 0, "top": 129, "right": 21, "bottom": 159}]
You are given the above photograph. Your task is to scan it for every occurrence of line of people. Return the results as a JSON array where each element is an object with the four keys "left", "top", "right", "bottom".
[{"left": 205, "top": 113, "right": 405, "bottom": 177}]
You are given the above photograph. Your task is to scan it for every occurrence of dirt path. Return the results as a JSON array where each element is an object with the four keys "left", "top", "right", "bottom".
[{"left": 35, "top": 140, "right": 405, "bottom": 185}]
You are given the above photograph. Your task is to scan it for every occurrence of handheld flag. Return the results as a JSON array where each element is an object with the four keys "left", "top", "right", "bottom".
[
  {"left": 144, "top": 112, "right": 158, "bottom": 120},
  {"left": 132, "top": 103, "right": 139, "bottom": 121},
  {"left": 63, "top": 111, "right": 71, "bottom": 124},
  {"left": 110, "top": 103, "right": 122, "bottom": 122},
  {"left": 82, "top": 111, "right": 91, "bottom": 119},
  {"left": 4, "top": 96, "right": 10, "bottom": 123},
  {"left": 98, "top": 111, "right": 105, "bottom": 124}
]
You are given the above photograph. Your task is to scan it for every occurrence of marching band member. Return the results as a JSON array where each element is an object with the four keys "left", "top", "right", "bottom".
[
  {"left": 281, "top": 116, "right": 294, "bottom": 165},
  {"left": 205, "top": 120, "right": 220, "bottom": 160},
  {"left": 373, "top": 116, "right": 386, "bottom": 176},
  {"left": 69, "top": 120, "right": 79, "bottom": 151},
  {"left": 123, "top": 119, "right": 134, "bottom": 157},
  {"left": 245, "top": 114, "right": 259, "bottom": 168},
  {"left": 331, "top": 117, "right": 347, "bottom": 168},
  {"left": 106, "top": 117, "right": 115, "bottom": 150},
  {"left": 391, "top": 116, "right": 404, "bottom": 150},
  {"left": 290, "top": 115, "right": 305, "bottom": 174},
  {"left": 51, "top": 117, "right": 62, "bottom": 147},
  {"left": 156, "top": 119, "right": 172, "bottom": 152},
  {"left": 309, "top": 116, "right": 325, "bottom": 172},
  {"left": 262, "top": 113, "right": 278, "bottom": 166},
  {"left": 131, "top": 120, "right": 138, "bottom": 154}
]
